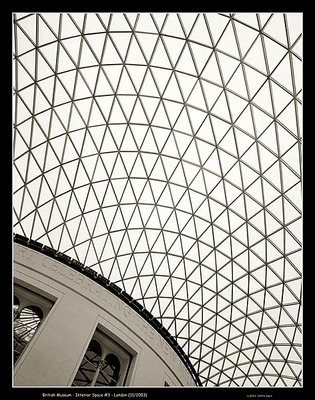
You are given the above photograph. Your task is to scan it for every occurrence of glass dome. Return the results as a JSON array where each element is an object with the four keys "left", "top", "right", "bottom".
[{"left": 13, "top": 12, "right": 302, "bottom": 387}]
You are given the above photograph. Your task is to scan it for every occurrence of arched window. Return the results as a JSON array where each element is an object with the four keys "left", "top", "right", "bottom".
[
  {"left": 72, "top": 339, "right": 102, "bottom": 386},
  {"left": 14, "top": 304, "right": 43, "bottom": 364},
  {"left": 72, "top": 329, "right": 131, "bottom": 387},
  {"left": 97, "top": 353, "right": 120, "bottom": 386},
  {"left": 13, "top": 284, "right": 54, "bottom": 367}
]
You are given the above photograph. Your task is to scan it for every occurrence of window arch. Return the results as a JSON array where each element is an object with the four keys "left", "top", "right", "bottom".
[
  {"left": 98, "top": 353, "right": 120, "bottom": 386},
  {"left": 72, "top": 339, "right": 103, "bottom": 386},
  {"left": 14, "top": 304, "right": 43, "bottom": 364},
  {"left": 72, "top": 329, "right": 131, "bottom": 387},
  {"left": 13, "top": 284, "right": 54, "bottom": 366}
]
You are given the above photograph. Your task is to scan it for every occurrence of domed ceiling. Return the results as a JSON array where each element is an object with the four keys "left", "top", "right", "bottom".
[{"left": 13, "top": 12, "right": 302, "bottom": 387}]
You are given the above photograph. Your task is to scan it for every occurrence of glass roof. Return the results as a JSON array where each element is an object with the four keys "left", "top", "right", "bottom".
[{"left": 13, "top": 13, "right": 302, "bottom": 387}]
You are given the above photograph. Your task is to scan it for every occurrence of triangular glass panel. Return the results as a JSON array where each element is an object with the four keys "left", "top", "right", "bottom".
[
  {"left": 201, "top": 53, "right": 223, "bottom": 86},
  {"left": 190, "top": 40, "right": 212, "bottom": 74},
  {"left": 218, "top": 149, "right": 238, "bottom": 177},
  {"left": 226, "top": 91, "right": 249, "bottom": 123},
  {"left": 62, "top": 36, "right": 82, "bottom": 68},
  {"left": 224, "top": 181, "right": 242, "bottom": 206},
  {"left": 107, "top": 13, "right": 132, "bottom": 31},
  {"left": 234, "top": 112, "right": 255, "bottom": 144},
  {"left": 108, "top": 98, "right": 128, "bottom": 125},
  {"left": 203, "top": 151, "right": 221, "bottom": 179},
  {"left": 281, "top": 162, "right": 300, "bottom": 192},
  {"left": 217, "top": 52, "right": 240, "bottom": 85},
  {"left": 224, "top": 160, "right": 242, "bottom": 188},
  {"left": 151, "top": 101, "right": 171, "bottom": 129},
  {"left": 124, "top": 64, "right": 147, "bottom": 94},
  {"left": 129, "top": 155, "right": 147, "bottom": 179},
  {"left": 234, "top": 19, "right": 259, "bottom": 57},
  {"left": 33, "top": 86, "right": 51, "bottom": 116},
  {"left": 158, "top": 183, "right": 174, "bottom": 207},
  {"left": 200, "top": 82, "right": 223, "bottom": 117},
  {"left": 84, "top": 188, "right": 100, "bottom": 214},
  {"left": 263, "top": 35, "right": 288, "bottom": 74},
  {"left": 83, "top": 14, "right": 106, "bottom": 35},
  {"left": 189, "top": 170, "right": 207, "bottom": 195},
  {"left": 252, "top": 82, "right": 274, "bottom": 118},
  {"left": 80, "top": 66, "right": 102, "bottom": 95},
  {"left": 100, "top": 38, "right": 122, "bottom": 67},
  {"left": 167, "top": 160, "right": 186, "bottom": 188},
  {"left": 270, "top": 81, "right": 293, "bottom": 116},
  {"left": 227, "top": 63, "right": 249, "bottom": 100},
  {"left": 163, "top": 210, "right": 179, "bottom": 232},
  {"left": 85, "top": 34, "right": 107, "bottom": 64},
  {"left": 162, "top": 72, "right": 183, "bottom": 104},
  {"left": 229, "top": 211, "right": 246, "bottom": 233},
  {"left": 286, "top": 14, "right": 302, "bottom": 46},
  {"left": 132, "top": 97, "right": 154, "bottom": 125},
  {"left": 136, "top": 15, "right": 159, "bottom": 36},
  {"left": 205, "top": 13, "right": 230, "bottom": 46},
  {"left": 263, "top": 13, "right": 288, "bottom": 47},
  {"left": 194, "top": 196, "right": 211, "bottom": 222},
  {"left": 37, "top": 51, "right": 56, "bottom": 81},
  {"left": 139, "top": 97, "right": 159, "bottom": 124},
  {"left": 182, "top": 215, "right": 198, "bottom": 240},
  {"left": 39, "top": 13, "right": 60, "bottom": 39},
  {"left": 257, "top": 123, "right": 279, "bottom": 158},
  {"left": 271, "top": 53, "right": 294, "bottom": 94},
  {"left": 162, "top": 13, "right": 185, "bottom": 38},
  {"left": 177, "top": 190, "right": 193, "bottom": 214},
  {"left": 277, "top": 116, "right": 298, "bottom": 151},
  {"left": 160, "top": 101, "right": 183, "bottom": 130},
  {"left": 185, "top": 14, "right": 208, "bottom": 44},
  {"left": 183, "top": 139, "right": 200, "bottom": 166},
  {"left": 241, "top": 142, "right": 260, "bottom": 173},
  {"left": 261, "top": 177, "right": 281, "bottom": 206},
  {"left": 138, "top": 68, "right": 160, "bottom": 98},
  {"left": 150, "top": 37, "right": 173, "bottom": 69},
  {"left": 196, "top": 140, "right": 215, "bottom": 169},
  {"left": 245, "top": 193, "right": 262, "bottom": 218},
  {"left": 60, "top": 14, "right": 82, "bottom": 39},
  {"left": 104, "top": 64, "right": 124, "bottom": 92},
  {"left": 57, "top": 44, "right": 77, "bottom": 74},
  {"left": 148, "top": 156, "right": 166, "bottom": 182},
  {"left": 116, "top": 69, "right": 135, "bottom": 96},
  {"left": 262, "top": 161, "right": 281, "bottom": 191},
  {"left": 185, "top": 79, "right": 206, "bottom": 111},
  {"left": 61, "top": 195, "right": 80, "bottom": 226},
  {"left": 258, "top": 142, "right": 278, "bottom": 173},
  {"left": 176, "top": 43, "right": 198, "bottom": 75},
  {"left": 210, "top": 115, "right": 231, "bottom": 144},
  {"left": 281, "top": 142, "right": 301, "bottom": 177},
  {"left": 243, "top": 65, "right": 267, "bottom": 100},
  {"left": 213, "top": 206, "right": 230, "bottom": 231},
  {"left": 15, "top": 60, "right": 34, "bottom": 91},
  {"left": 15, "top": 20, "right": 36, "bottom": 54},
  {"left": 229, "top": 192, "right": 247, "bottom": 220},
  {"left": 217, "top": 21, "right": 240, "bottom": 59},
  {"left": 283, "top": 201, "right": 300, "bottom": 230},
  {"left": 110, "top": 32, "right": 132, "bottom": 62},
  {"left": 243, "top": 35, "right": 268, "bottom": 76},
  {"left": 139, "top": 129, "right": 159, "bottom": 156},
  {"left": 284, "top": 226, "right": 301, "bottom": 253}
]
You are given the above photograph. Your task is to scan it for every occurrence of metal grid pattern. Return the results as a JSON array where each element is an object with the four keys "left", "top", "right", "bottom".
[{"left": 13, "top": 13, "right": 302, "bottom": 387}]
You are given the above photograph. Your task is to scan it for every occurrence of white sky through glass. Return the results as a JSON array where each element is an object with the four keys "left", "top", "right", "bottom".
[{"left": 13, "top": 13, "right": 302, "bottom": 387}]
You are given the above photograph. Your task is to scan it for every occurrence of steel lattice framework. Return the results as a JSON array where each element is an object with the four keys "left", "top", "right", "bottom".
[{"left": 13, "top": 13, "right": 302, "bottom": 387}]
